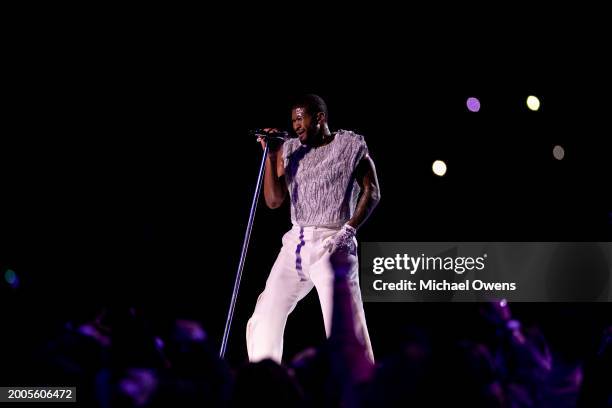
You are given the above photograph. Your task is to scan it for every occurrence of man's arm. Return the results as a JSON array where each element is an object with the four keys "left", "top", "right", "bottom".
[
  {"left": 347, "top": 154, "right": 380, "bottom": 229},
  {"left": 260, "top": 138, "right": 287, "bottom": 209}
]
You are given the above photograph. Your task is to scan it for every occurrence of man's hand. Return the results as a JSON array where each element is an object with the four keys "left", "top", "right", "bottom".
[
  {"left": 257, "top": 128, "right": 284, "bottom": 156},
  {"left": 324, "top": 224, "right": 357, "bottom": 255},
  {"left": 259, "top": 128, "right": 287, "bottom": 208}
]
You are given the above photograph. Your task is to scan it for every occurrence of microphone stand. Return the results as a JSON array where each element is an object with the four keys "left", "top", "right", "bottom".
[{"left": 219, "top": 134, "right": 276, "bottom": 359}]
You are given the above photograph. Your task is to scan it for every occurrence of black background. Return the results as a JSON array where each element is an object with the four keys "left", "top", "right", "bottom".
[{"left": 2, "top": 12, "right": 611, "bottom": 368}]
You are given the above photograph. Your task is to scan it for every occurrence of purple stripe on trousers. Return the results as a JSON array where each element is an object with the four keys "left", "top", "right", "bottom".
[{"left": 295, "top": 227, "right": 307, "bottom": 281}]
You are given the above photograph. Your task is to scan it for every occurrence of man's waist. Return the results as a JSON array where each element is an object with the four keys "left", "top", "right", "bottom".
[{"left": 292, "top": 221, "right": 345, "bottom": 230}]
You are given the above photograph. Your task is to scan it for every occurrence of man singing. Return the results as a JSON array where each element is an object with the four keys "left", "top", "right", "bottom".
[{"left": 246, "top": 94, "right": 379, "bottom": 363}]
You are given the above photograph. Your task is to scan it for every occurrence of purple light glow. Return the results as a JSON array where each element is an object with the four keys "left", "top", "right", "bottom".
[{"left": 467, "top": 97, "right": 481, "bottom": 112}]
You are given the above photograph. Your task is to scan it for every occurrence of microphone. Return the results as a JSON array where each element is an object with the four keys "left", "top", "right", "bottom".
[{"left": 250, "top": 129, "right": 291, "bottom": 141}]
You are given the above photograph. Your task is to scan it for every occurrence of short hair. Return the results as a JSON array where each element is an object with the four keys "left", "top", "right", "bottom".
[{"left": 291, "top": 94, "right": 328, "bottom": 119}]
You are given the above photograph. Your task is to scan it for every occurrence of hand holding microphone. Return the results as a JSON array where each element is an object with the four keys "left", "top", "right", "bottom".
[
  {"left": 253, "top": 128, "right": 289, "bottom": 152},
  {"left": 251, "top": 128, "right": 290, "bottom": 140}
]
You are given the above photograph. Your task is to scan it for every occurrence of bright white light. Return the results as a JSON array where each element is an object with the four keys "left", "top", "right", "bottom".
[
  {"left": 432, "top": 160, "right": 447, "bottom": 176},
  {"left": 553, "top": 145, "right": 565, "bottom": 160},
  {"left": 526, "top": 95, "right": 541, "bottom": 111}
]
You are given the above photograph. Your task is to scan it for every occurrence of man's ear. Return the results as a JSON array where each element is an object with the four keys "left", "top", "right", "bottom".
[{"left": 316, "top": 112, "right": 326, "bottom": 125}]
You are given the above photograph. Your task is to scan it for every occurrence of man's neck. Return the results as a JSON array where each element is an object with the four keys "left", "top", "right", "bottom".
[{"left": 309, "top": 128, "right": 333, "bottom": 147}]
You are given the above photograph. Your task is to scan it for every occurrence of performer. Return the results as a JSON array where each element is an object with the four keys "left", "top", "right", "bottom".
[{"left": 246, "top": 94, "right": 379, "bottom": 363}]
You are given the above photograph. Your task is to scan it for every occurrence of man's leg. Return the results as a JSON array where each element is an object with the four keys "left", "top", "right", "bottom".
[
  {"left": 310, "top": 234, "right": 375, "bottom": 363},
  {"left": 246, "top": 228, "right": 314, "bottom": 363}
]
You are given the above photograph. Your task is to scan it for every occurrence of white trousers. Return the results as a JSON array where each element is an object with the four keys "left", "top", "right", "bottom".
[{"left": 246, "top": 225, "right": 374, "bottom": 363}]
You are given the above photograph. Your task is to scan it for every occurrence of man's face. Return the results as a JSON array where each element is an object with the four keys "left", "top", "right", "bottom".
[{"left": 292, "top": 107, "right": 319, "bottom": 144}]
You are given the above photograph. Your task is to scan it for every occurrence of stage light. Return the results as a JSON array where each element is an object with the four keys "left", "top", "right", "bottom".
[
  {"left": 4, "top": 269, "right": 19, "bottom": 288},
  {"left": 466, "top": 97, "right": 480, "bottom": 112},
  {"left": 4, "top": 269, "right": 16, "bottom": 284},
  {"left": 526, "top": 95, "right": 540, "bottom": 111},
  {"left": 432, "top": 160, "right": 447, "bottom": 176},
  {"left": 500, "top": 299, "right": 507, "bottom": 307},
  {"left": 553, "top": 145, "right": 565, "bottom": 160}
]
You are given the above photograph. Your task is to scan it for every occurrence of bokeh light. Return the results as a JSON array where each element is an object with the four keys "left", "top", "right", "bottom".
[
  {"left": 553, "top": 145, "right": 565, "bottom": 160},
  {"left": 466, "top": 97, "right": 481, "bottom": 112},
  {"left": 4, "top": 269, "right": 19, "bottom": 288},
  {"left": 432, "top": 160, "right": 447, "bottom": 176},
  {"left": 526, "top": 95, "right": 541, "bottom": 111}
]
